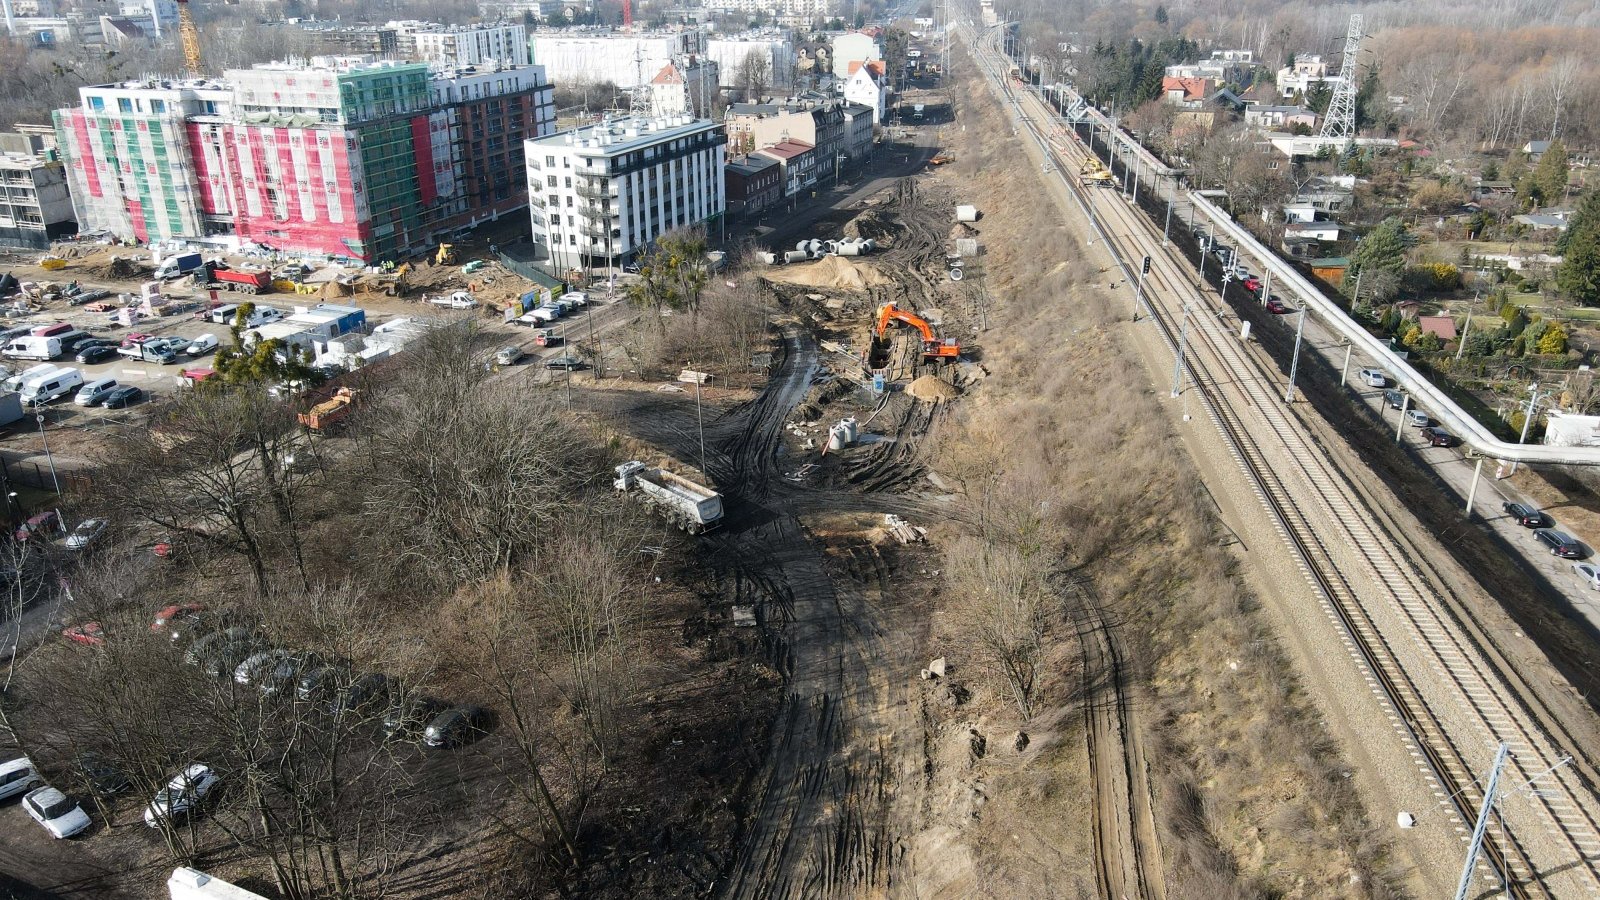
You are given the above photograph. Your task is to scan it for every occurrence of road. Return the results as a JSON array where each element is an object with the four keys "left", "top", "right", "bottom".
[{"left": 975, "top": 23, "right": 1600, "bottom": 898}]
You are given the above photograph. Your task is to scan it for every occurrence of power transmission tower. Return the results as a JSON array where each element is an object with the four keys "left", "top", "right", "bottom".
[
  {"left": 1318, "top": 13, "right": 1363, "bottom": 141},
  {"left": 631, "top": 45, "right": 652, "bottom": 117}
]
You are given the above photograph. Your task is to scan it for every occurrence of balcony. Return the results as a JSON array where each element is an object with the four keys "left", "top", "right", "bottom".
[
  {"left": 582, "top": 220, "right": 621, "bottom": 240},
  {"left": 576, "top": 181, "right": 618, "bottom": 201}
]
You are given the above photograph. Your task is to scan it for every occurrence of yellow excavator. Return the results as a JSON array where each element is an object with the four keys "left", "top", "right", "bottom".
[
  {"left": 1080, "top": 157, "right": 1116, "bottom": 187},
  {"left": 435, "top": 243, "right": 457, "bottom": 265}
]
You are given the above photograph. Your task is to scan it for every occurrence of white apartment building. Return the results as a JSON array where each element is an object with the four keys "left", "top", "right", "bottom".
[
  {"left": 0, "top": 137, "right": 76, "bottom": 250},
  {"left": 702, "top": 0, "right": 831, "bottom": 15},
  {"left": 526, "top": 115, "right": 727, "bottom": 271},
  {"left": 706, "top": 34, "right": 796, "bottom": 88},
  {"left": 399, "top": 23, "right": 530, "bottom": 67},
  {"left": 1275, "top": 55, "right": 1340, "bottom": 99},
  {"left": 530, "top": 30, "right": 705, "bottom": 88}
]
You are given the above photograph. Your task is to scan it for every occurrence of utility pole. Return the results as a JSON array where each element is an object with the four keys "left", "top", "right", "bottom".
[
  {"left": 1163, "top": 195, "right": 1173, "bottom": 245},
  {"left": 1285, "top": 306, "right": 1308, "bottom": 403},
  {"left": 692, "top": 364, "right": 708, "bottom": 478},
  {"left": 1509, "top": 383, "right": 1549, "bottom": 475},
  {"left": 1455, "top": 311, "right": 1473, "bottom": 361},
  {"left": 34, "top": 410, "right": 60, "bottom": 495},
  {"left": 1171, "top": 303, "right": 1192, "bottom": 398},
  {"left": 1453, "top": 743, "right": 1510, "bottom": 900}
]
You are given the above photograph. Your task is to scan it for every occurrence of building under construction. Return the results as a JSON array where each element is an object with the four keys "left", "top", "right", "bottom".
[{"left": 52, "top": 57, "right": 556, "bottom": 262}]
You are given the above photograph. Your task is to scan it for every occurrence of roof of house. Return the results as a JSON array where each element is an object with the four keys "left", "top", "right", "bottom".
[
  {"left": 1515, "top": 214, "right": 1569, "bottom": 229},
  {"left": 1161, "top": 76, "right": 1208, "bottom": 102},
  {"left": 726, "top": 155, "right": 780, "bottom": 177},
  {"left": 1418, "top": 315, "right": 1457, "bottom": 340},
  {"left": 1248, "top": 104, "right": 1313, "bottom": 116},
  {"left": 651, "top": 63, "right": 684, "bottom": 85},
  {"left": 754, "top": 139, "right": 816, "bottom": 161},
  {"left": 1309, "top": 256, "right": 1350, "bottom": 268},
  {"left": 1238, "top": 82, "right": 1273, "bottom": 104},
  {"left": 1285, "top": 221, "right": 1343, "bottom": 233},
  {"left": 1524, "top": 140, "right": 1552, "bottom": 154}
]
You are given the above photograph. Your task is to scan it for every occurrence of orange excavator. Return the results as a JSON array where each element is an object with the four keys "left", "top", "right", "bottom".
[{"left": 868, "top": 302, "right": 961, "bottom": 367}]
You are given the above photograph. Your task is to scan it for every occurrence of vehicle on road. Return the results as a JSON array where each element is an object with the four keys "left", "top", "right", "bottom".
[
  {"left": 1421, "top": 426, "right": 1457, "bottom": 447},
  {"left": 532, "top": 328, "right": 561, "bottom": 347},
  {"left": 1383, "top": 389, "right": 1406, "bottom": 410},
  {"left": 22, "top": 786, "right": 91, "bottom": 838},
  {"left": 1573, "top": 562, "right": 1600, "bottom": 590},
  {"left": 614, "top": 460, "right": 723, "bottom": 533},
  {"left": 62, "top": 622, "right": 105, "bottom": 646},
  {"left": 143, "top": 764, "right": 221, "bottom": 827},
  {"left": 1359, "top": 367, "right": 1387, "bottom": 388},
  {"left": 1264, "top": 298, "right": 1289, "bottom": 314},
  {"left": 118, "top": 340, "right": 176, "bottom": 365},
  {"left": 65, "top": 517, "right": 108, "bottom": 550},
  {"left": 383, "top": 695, "right": 448, "bottom": 740},
  {"left": 185, "top": 334, "right": 219, "bottom": 356},
  {"left": 494, "top": 346, "right": 524, "bottom": 367},
  {"left": 1404, "top": 409, "right": 1431, "bottom": 428},
  {"left": 422, "top": 705, "right": 492, "bottom": 748},
  {"left": 1535, "top": 528, "right": 1586, "bottom": 559},
  {"left": 545, "top": 355, "right": 587, "bottom": 370},
  {"left": 104, "top": 386, "right": 145, "bottom": 409},
  {"left": 154, "top": 253, "right": 203, "bottom": 280},
  {"left": 428, "top": 292, "right": 477, "bottom": 309},
  {"left": 21, "top": 366, "right": 84, "bottom": 404},
  {"left": 0, "top": 757, "right": 43, "bottom": 801},
  {"left": 1502, "top": 502, "right": 1553, "bottom": 528},
  {"left": 2, "top": 336, "right": 63, "bottom": 361}
]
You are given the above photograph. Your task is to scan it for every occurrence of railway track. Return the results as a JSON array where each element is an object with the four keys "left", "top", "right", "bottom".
[{"left": 970, "top": 25, "right": 1600, "bottom": 897}]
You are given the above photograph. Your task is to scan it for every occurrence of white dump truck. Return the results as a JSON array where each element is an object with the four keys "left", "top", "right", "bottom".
[{"left": 613, "top": 461, "right": 724, "bottom": 533}]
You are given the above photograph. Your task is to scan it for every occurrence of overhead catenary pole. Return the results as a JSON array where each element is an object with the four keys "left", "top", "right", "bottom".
[
  {"left": 1171, "top": 303, "right": 1192, "bottom": 398},
  {"left": 1285, "top": 305, "right": 1308, "bottom": 403},
  {"left": 1453, "top": 743, "right": 1510, "bottom": 900},
  {"left": 1465, "top": 457, "right": 1484, "bottom": 515}
]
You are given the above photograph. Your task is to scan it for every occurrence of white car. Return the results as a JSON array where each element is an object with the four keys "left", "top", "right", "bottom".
[
  {"left": 427, "top": 292, "right": 477, "bottom": 310},
  {"left": 494, "top": 346, "right": 524, "bottom": 367},
  {"left": 563, "top": 291, "right": 588, "bottom": 308},
  {"left": 1573, "top": 562, "right": 1600, "bottom": 590},
  {"left": 64, "top": 518, "right": 109, "bottom": 551},
  {"left": 185, "top": 334, "right": 219, "bottom": 356},
  {"left": 144, "top": 764, "right": 221, "bottom": 827},
  {"left": 0, "top": 756, "right": 42, "bottom": 801},
  {"left": 22, "top": 785, "right": 91, "bottom": 838},
  {"left": 528, "top": 306, "right": 560, "bottom": 323},
  {"left": 1359, "top": 367, "right": 1388, "bottom": 388}
]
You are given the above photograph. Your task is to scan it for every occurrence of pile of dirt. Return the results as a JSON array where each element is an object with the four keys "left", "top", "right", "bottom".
[
  {"left": 76, "top": 250, "right": 142, "bottom": 280},
  {"left": 843, "top": 208, "right": 898, "bottom": 247},
  {"left": 764, "top": 256, "right": 891, "bottom": 291},
  {"left": 950, "top": 223, "right": 979, "bottom": 240},
  {"left": 906, "top": 374, "right": 960, "bottom": 401}
]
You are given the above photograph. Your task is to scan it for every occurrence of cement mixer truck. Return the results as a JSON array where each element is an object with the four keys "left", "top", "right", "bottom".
[{"left": 613, "top": 461, "right": 724, "bottom": 533}]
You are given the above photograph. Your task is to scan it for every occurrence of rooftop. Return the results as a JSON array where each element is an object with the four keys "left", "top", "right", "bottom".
[
  {"left": 754, "top": 139, "right": 815, "bottom": 161},
  {"left": 726, "top": 155, "right": 779, "bottom": 176},
  {"left": 531, "top": 115, "right": 718, "bottom": 155}
]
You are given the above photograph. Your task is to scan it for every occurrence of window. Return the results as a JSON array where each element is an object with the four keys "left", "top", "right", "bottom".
[
  {"left": 546, "top": 155, "right": 555, "bottom": 167},
  {"left": 547, "top": 175, "right": 557, "bottom": 188},
  {"left": 151, "top": 99, "right": 166, "bottom": 113},
  {"left": 117, "top": 98, "right": 133, "bottom": 113}
]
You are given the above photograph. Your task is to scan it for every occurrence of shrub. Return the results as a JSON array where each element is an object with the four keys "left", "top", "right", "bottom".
[{"left": 1536, "top": 321, "right": 1569, "bottom": 355}]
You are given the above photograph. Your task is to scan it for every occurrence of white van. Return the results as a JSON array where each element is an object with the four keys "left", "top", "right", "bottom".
[
  {"left": 23, "top": 367, "right": 84, "bottom": 405},
  {"left": 75, "top": 377, "right": 119, "bottom": 407},
  {"left": 1358, "top": 367, "right": 1387, "bottom": 388},
  {"left": 4, "top": 363, "right": 58, "bottom": 394},
  {"left": 1, "top": 336, "right": 62, "bottom": 361}
]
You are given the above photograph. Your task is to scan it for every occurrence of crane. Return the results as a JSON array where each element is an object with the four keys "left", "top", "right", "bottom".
[
  {"left": 622, "top": 0, "right": 632, "bottom": 28},
  {"left": 176, "top": 0, "right": 203, "bottom": 78},
  {"left": 869, "top": 301, "right": 961, "bottom": 367}
]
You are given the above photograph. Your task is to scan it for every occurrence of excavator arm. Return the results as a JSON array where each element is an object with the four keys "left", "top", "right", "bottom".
[{"left": 871, "top": 302, "right": 961, "bottom": 363}]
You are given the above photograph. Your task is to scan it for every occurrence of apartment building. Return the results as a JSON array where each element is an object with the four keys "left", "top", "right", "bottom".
[
  {"left": 54, "top": 58, "right": 555, "bottom": 262},
  {"left": 526, "top": 115, "right": 726, "bottom": 272},
  {"left": 706, "top": 34, "right": 796, "bottom": 89},
  {"left": 0, "top": 132, "right": 76, "bottom": 249},
  {"left": 398, "top": 22, "right": 530, "bottom": 66},
  {"left": 301, "top": 24, "right": 400, "bottom": 57},
  {"left": 724, "top": 95, "right": 871, "bottom": 182},
  {"left": 529, "top": 29, "right": 704, "bottom": 87}
]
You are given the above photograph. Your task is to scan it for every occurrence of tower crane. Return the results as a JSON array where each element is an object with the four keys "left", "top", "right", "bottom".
[
  {"left": 622, "top": 0, "right": 632, "bottom": 28},
  {"left": 176, "top": 0, "right": 203, "bottom": 78}
]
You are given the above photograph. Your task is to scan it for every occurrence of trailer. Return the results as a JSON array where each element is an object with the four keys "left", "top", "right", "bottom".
[
  {"left": 297, "top": 388, "right": 359, "bottom": 432},
  {"left": 613, "top": 461, "right": 723, "bottom": 533},
  {"left": 197, "top": 265, "right": 272, "bottom": 295}
]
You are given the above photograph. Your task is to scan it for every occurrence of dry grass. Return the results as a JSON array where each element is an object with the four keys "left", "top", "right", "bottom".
[{"left": 912, "top": 43, "right": 1405, "bottom": 899}]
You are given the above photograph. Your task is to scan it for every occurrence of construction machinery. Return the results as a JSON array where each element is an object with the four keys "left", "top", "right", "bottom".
[
  {"left": 435, "top": 243, "right": 457, "bottom": 266},
  {"left": 614, "top": 461, "right": 722, "bottom": 533},
  {"left": 1080, "top": 158, "right": 1116, "bottom": 187},
  {"left": 176, "top": 0, "right": 203, "bottom": 78},
  {"left": 868, "top": 301, "right": 960, "bottom": 368},
  {"left": 928, "top": 154, "right": 953, "bottom": 166},
  {"left": 298, "top": 388, "right": 359, "bottom": 432}
]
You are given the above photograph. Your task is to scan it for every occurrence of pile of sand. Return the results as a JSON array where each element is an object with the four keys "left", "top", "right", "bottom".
[
  {"left": 906, "top": 374, "right": 960, "bottom": 401},
  {"left": 764, "top": 255, "right": 891, "bottom": 291}
]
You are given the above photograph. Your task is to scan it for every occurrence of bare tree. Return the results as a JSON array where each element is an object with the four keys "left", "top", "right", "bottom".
[
  {"left": 945, "top": 536, "right": 1056, "bottom": 719},
  {"left": 737, "top": 48, "right": 772, "bottom": 102},
  {"left": 1546, "top": 54, "right": 1581, "bottom": 140}
]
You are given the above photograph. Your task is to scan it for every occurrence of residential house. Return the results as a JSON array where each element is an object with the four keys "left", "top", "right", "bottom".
[
  {"left": 1244, "top": 104, "right": 1317, "bottom": 130},
  {"left": 1275, "top": 55, "right": 1340, "bottom": 99},
  {"left": 724, "top": 97, "right": 852, "bottom": 182},
  {"left": 754, "top": 139, "right": 817, "bottom": 197},
  {"left": 1417, "top": 316, "right": 1457, "bottom": 341},
  {"left": 1164, "top": 50, "right": 1256, "bottom": 88},
  {"left": 1522, "top": 140, "right": 1552, "bottom": 160},
  {"left": 0, "top": 130, "right": 76, "bottom": 249},
  {"left": 830, "top": 32, "right": 881, "bottom": 77},
  {"left": 724, "top": 155, "right": 783, "bottom": 216},
  {"left": 1513, "top": 213, "right": 1570, "bottom": 231},
  {"left": 1285, "top": 220, "right": 1346, "bottom": 242},
  {"left": 648, "top": 57, "right": 720, "bottom": 117},
  {"left": 1162, "top": 76, "right": 1208, "bottom": 108},
  {"left": 842, "top": 60, "right": 888, "bottom": 123},
  {"left": 1237, "top": 82, "right": 1275, "bottom": 106},
  {"left": 1474, "top": 180, "right": 1516, "bottom": 201},
  {"left": 840, "top": 102, "right": 874, "bottom": 164}
]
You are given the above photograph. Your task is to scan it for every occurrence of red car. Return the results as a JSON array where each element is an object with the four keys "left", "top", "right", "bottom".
[
  {"left": 1265, "top": 298, "right": 1290, "bottom": 314},
  {"left": 62, "top": 622, "right": 105, "bottom": 646},
  {"left": 1243, "top": 277, "right": 1263, "bottom": 293},
  {"left": 151, "top": 603, "right": 208, "bottom": 640},
  {"left": 14, "top": 511, "right": 62, "bottom": 543},
  {"left": 120, "top": 332, "right": 154, "bottom": 348}
]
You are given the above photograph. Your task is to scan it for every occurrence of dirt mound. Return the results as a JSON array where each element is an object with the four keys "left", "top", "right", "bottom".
[
  {"left": 906, "top": 374, "right": 960, "bottom": 401},
  {"left": 76, "top": 250, "right": 142, "bottom": 280},
  {"left": 764, "top": 256, "right": 892, "bottom": 291},
  {"left": 843, "top": 208, "right": 898, "bottom": 247},
  {"left": 950, "top": 223, "right": 979, "bottom": 240}
]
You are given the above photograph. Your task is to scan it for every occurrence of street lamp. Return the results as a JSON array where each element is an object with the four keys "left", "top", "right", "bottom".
[{"left": 33, "top": 409, "right": 61, "bottom": 496}]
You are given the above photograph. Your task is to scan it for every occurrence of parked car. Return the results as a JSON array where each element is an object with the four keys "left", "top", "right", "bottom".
[
  {"left": 233, "top": 648, "right": 294, "bottom": 687},
  {"left": 76, "top": 753, "right": 131, "bottom": 795},
  {"left": 103, "top": 386, "right": 144, "bottom": 409},
  {"left": 151, "top": 603, "right": 208, "bottom": 640},
  {"left": 75, "top": 378, "right": 120, "bottom": 407},
  {"left": 1573, "top": 562, "right": 1600, "bottom": 590},
  {"left": 296, "top": 662, "right": 351, "bottom": 703},
  {"left": 208, "top": 636, "right": 267, "bottom": 679},
  {"left": 14, "top": 510, "right": 62, "bottom": 543},
  {"left": 1421, "top": 426, "right": 1457, "bottom": 447},
  {"left": 64, "top": 517, "right": 108, "bottom": 551},
  {"left": 331, "top": 673, "right": 390, "bottom": 716},
  {"left": 427, "top": 292, "right": 477, "bottom": 309},
  {"left": 1264, "top": 298, "right": 1289, "bottom": 314},
  {"left": 1383, "top": 389, "right": 1406, "bottom": 410},
  {"left": 62, "top": 622, "right": 105, "bottom": 646},
  {"left": 422, "top": 706, "right": 492, "bottom": 749},
  {"left": 494, "top": 346, "right": 524, "bottom": 367},
  {"left": 1535, "top": 528, "right": 1586, "bottom": 559},
  {"left": 1502, "top": 502, "right": 1553, "bottom": 528},
  {"left": 22, "top": 786, "right": 91, "bottom": 838},
  {"left": 185, "top": 334, "right": 219, "bottom": 356},
  {"left": 183, "top": 626, "right": 255, "bottom": 669},
  {"left": 382, "top": 695, "right": 448, "bottom": 740},
  {"left": 1358, "top": 368, "right": 1387, "bottom": 388},
  {"left": 0, "top": 757, "right": 43, "bottom": 801},
  {"left": 544, "top": 356, "right": 587, "bottom": 371},
  {"left": 1404, "top": 409, "right": 1431, "bottom": 428},
  {"left": 75, "top": 344, "right": 118, "bottom": 365},
  {"left": 1242, "top": 277, "right": 1262, "bottom": 294},
  {"left": 143, "top": 764, "right": 221, "bottom": 828}
]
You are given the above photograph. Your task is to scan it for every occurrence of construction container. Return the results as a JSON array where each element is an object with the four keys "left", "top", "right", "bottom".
[{"left": 956, "top": 205, "right": 980, "bottom": 222}]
